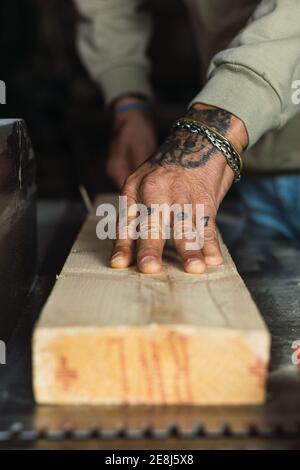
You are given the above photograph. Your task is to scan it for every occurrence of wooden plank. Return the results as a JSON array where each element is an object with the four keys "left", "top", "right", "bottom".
[{"left": 33, "top": 194, "right": 271, "bottom": 405}]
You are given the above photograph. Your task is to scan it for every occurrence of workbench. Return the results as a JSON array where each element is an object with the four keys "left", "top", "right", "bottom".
[{"left": 0, "top": 199, "right": 299, "bottom": 449}]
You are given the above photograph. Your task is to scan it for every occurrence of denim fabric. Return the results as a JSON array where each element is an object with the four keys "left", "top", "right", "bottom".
[{"left": 238, "top": 175, "right": 300, "bottom": 240}]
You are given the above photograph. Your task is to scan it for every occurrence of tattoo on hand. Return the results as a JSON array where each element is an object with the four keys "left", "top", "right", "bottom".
[
  {"left": 148, "top": 107, "right": 233, "bottom": 169},
  {"left": 186, "top": 107, "right": 232, "bottom": 135},
  {"left": 202, "top": 216, "right": 210, "bottom": 227}
]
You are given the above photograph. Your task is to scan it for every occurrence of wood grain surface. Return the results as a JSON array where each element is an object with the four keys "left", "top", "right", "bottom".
[{"left": 33, "top": 194, "right": 271, "bottom": 405}]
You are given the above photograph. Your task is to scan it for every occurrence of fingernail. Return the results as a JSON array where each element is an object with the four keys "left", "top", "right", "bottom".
[
  {"left": 110, "top": 252, "right": 126, "bottom": 268},
  {"left": 205, "top": 256, "right": 223, "bottom": 266},
  {"left": 185, "top": 259, "right": 206, "bottom": 274},
  {"left": 139, "top": 256, "right": 161, "bottom": 274}
]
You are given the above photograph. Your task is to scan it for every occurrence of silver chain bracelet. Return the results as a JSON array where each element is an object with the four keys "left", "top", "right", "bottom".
[{"left": 172, "top": 118, "right": 243, "bottom": 182}]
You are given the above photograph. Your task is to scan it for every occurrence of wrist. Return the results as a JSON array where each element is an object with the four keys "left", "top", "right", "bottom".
[
  {"left": 114, "top": 101, "right": 151, "bottom": 116},
  {"left": 172, "top": 117, "right": 243, "bottom": 182},
  {"left": 112, "top": 95, "right": 149, "bottom": 110},
  {"left": 111, "top": 96, "right": 151, "bottom": 124},
  {"left": 188, "top": 103, "right": 249, "bottom": 154}
]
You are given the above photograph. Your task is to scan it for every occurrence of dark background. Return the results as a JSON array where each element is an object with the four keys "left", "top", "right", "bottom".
[{"left": 0, "top": 0, "right": 201, "bottom": 198}]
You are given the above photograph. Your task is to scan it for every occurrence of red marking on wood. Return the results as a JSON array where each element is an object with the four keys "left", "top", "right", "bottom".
[
  {"left": 138, "top": 339, "right": 153, "bottom": 402},
  {"left": 150, "top": 340, "right": 166, "bottom": 403},
  {"left": 248, "top": 358, "right": 267, "bottom": 388},
  {"left": 178, "top": 334, "right": 193, "bottom": 403},
  {"left": 107, "top": 337, "right": 128, "bottom": 404},
  {"left": 168, "top": 332, "right": 182, "bottom": 402},
  {"left": 55, "top": 356, "right": 78, "bottom": 390},
  {"left": 295, "top": 345, "right": 300, "bottom": 373},
  {"left": 168, "top": 332, "right": 193, "bottom": 403}
]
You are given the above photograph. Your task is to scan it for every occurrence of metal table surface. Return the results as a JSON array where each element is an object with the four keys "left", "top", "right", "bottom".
[{"left": 0, "top": 199, "right": 299, "bottom": 449}]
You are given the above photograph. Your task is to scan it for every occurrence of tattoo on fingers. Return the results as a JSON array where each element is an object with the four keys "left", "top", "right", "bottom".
[{"left": 202, "top": 216, "right": 210, "bottom": 227}]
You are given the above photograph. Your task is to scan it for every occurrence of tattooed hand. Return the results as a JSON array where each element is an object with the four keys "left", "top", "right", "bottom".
[{"left": 110, "top": 104, "right": 248, "bottom": 274}]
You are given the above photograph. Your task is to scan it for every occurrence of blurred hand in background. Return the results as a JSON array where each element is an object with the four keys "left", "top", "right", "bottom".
[{"left": 107, "top": 97, "right": 157, "bottom": 189}]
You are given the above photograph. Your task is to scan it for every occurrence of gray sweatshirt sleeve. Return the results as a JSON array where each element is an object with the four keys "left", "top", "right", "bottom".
[
  {"left": 191, "top": 0, "right": 300, "bottom": 147},
  {"left": 74, "top": 0, "right": 153, "bottom": 104}
]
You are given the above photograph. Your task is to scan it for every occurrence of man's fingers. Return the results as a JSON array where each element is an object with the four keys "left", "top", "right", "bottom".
[
  {"left": 137, "top": 238, "right": 165, "bottom": 274},
  {"left": 110, "top": 193, "right": 137, "bottom": 269},
  {"left": 172, "top": 216, "right": 206, "bottom": 274},
  {"left": 111, "top": 241, "right": 135, "bottom": 269},
  {"left": 110, "top": 169, "right": 223, "bottom": 274},
  {"left": 134, "top": 173, "right": 173, "bottom": 274},
  {"left": 202, "top": 219, "right": 223, "bottom": 266},
  {"left": 136, "top": 206, "right": 166, "bottom": 274}
]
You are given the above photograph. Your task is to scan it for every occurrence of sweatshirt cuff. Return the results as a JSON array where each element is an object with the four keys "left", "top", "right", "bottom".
[
  {"left": 189, "top": 64, "right": 281, "bottom": 148},
  {"left": 97, "top": 65, "right": 153, "bottom": 106}
]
